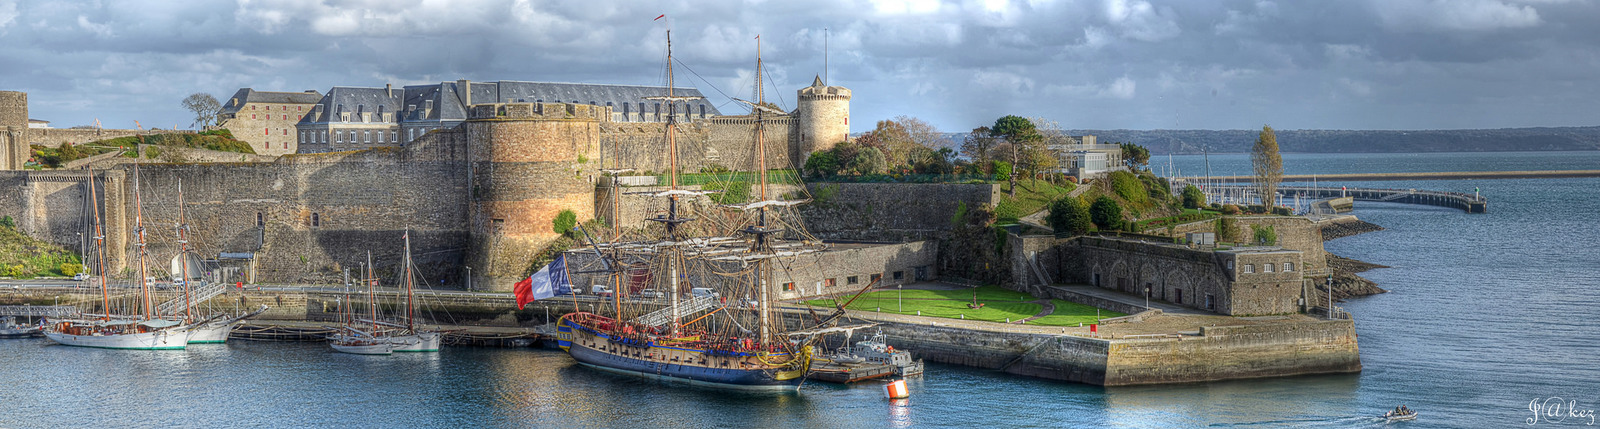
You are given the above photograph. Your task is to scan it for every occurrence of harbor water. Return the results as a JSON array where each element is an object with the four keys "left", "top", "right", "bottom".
[{"left": 3, "top": 151, "right": 1598, "bottom": 428}]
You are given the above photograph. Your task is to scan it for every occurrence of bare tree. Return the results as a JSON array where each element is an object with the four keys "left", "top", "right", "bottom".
[
  {"left": 894, "top": 115, "right": 944, "bottom": 150},
  {"left": 182, "top": 93, "right": 222, "bottom": 129},
  {"left": 960, "top": 126, "right": 996, "bottom": 166},
  {"left": 1251, "top": 125, "right": 1283, "bottom": 208}
]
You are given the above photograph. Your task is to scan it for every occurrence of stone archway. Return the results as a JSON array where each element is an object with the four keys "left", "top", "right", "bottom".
[{"left": 1163, "top": 270, "right": 1189, "bottom": 304}]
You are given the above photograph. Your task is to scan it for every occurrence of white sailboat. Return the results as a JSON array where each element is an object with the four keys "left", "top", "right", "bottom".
[
  {"left": 45, "top": 164, "right": 191, "bottom": 350},
  {"left": 163, "top": 179, "right": 267, "bottom": 344},
  {"left": 388, "top": 230, "right": 441, "bottom": 352},
  {"left": 330, "top": 251, "right": 396, "bottom": 355}
]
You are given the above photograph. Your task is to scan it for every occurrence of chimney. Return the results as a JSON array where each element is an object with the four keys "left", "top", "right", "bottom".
[
  {"left": 386, "top": 84, "right": 393, "bottom": 98},
  {"left": 457, "top": 79, "right": 471, "bottom": 106}
]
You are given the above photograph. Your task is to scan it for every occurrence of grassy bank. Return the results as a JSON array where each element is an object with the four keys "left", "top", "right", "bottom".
[
  {"left": 803, "top": 285, "right": 1125, "bottom": 326},
  {"left": 0, "top": 217, "right": 82, "bottom": 279}
]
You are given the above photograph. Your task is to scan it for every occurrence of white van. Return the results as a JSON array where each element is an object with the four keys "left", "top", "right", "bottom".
[
  {"left": 690, "top": 287, "right": 718, "bottom": 298},
  {"left": 590, "top": 285, "right": 614, "bottom": 297}
]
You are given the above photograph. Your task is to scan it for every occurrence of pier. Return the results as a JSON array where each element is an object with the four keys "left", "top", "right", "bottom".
[
  {"left": 1199, "top": 169, "right": 1600, "bottom": 182},
  {"left": 1192, "top": 184, "right": 1488, "bottom": 213}
]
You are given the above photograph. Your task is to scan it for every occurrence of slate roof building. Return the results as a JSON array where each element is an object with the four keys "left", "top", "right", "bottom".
[
  {"left": 297, "top": 80, "right": 722, "bottom": 153},
  {"left": 218, "top": 88, "right": 324, "bottom": 155}
]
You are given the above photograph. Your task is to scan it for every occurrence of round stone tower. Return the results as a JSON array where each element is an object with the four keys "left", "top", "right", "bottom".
[
  {"left": 795, "top": 76, "right": 851, "bottom": 163},
  {"left": 0, "top": 91, "right": 28, "bottom": 170},
  {"left": 464, "top": 102, "right": 603, "bottom": 291}
]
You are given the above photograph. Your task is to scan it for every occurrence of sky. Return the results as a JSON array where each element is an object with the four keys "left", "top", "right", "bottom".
[{"left": 2, "top": 0, "right": 1599, "bottom": 133}]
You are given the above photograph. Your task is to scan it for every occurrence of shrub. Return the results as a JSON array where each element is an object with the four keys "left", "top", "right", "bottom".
[
  {"left": 1271, "top": 206, "right": 1292, "bottom": 216},
  {"left": 951, "top": 201, "right": 969, "bottom": 229},
  {"left": 991, "top": 160, "right": 1012, "bottom": 182},
  {"left": 1252, "top": 224, "right": 1278, "bottom": 246},
  {"left": 60, "top": 263, "right": 82, "bottom": 277},
  {"left": 1047, "top": 196, "right": 1091, "bottom": 236},
  {"left": 703, "top": 181, "right": 751, "bottom": 204},
  {"left": 1221, "top": 204, "right": 1242, "bottom": 215},
  {"left": 1107, "top": 171, "right": 1147, "bottom": 205},
  {"left": 1246, "top": 204, "right": 1266, "bottom": 214},
  {"left": 1181, "top": 185, "right": 1206, "bottom": 209},
  {"left": 1, "top": 264, "right": 23, "bottom": 278},
  {"left": 1214, "top": 217, "right": 1240, "bottom": 243},
  {"left": 0, "top": 216, "right": 13, "bottom": 229},
  {"left": 552, "top": 210, "right": 578, "bottom": 235},
  {"left": 1089, "top": 196, "right": 1123, "bottom": 231}
]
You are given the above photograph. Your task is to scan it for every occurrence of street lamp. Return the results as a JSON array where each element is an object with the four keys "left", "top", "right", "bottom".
[
  {"left": 897, "top": 284, "right": 902, "bottom": 312},
  {"left": 465, "top": 266, "right": 472, "bottom": 290},
  {"left": 1326, "top": 274, "right": 1334, "bottom": 319},
  {"left": 1145, "top": 286, "right": 1150, "bottom": 310}
]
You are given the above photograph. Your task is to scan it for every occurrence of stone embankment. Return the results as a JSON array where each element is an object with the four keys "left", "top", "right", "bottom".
[{"left": 1317, "top": 216, "right": 1389, "bottom": 299}]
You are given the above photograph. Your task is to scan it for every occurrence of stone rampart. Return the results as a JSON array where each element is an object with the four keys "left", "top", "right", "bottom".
[
  {"left": 797, "top": 182, "right": 1001, "bottom": 242},
  {"left": 29, "top": 128, "right": 191, "bottom": 148}
]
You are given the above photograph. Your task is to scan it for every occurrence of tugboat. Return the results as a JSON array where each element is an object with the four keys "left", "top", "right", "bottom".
[{"left": 853, "top": 328, "right": 924, "bottom": 377}]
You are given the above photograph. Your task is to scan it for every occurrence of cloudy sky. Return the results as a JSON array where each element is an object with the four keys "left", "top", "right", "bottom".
[{"left": 2, "top": 0, "right": 1598, "bottom": 133}]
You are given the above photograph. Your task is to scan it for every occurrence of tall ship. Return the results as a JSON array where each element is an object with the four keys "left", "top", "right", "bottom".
[
  {"left": 166, "top": 179, "right": 266, "bottom": 344},
  {"left": 555, "top": 31, "right": 837, "bottom": 391},
  {"left": 328, "top": 234, "right": 441, "bottom": 355},
  {"left": 44, "top": 164, "right": 190, "bottom": 350}
]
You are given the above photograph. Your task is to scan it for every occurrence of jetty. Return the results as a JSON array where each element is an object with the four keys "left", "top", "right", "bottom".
[
  {"left": 1198, "top": 184, "right": 1487, "bottom": 213},
  {"left": 1200, "top": 169, "right": 1600, "bottom": 182}
]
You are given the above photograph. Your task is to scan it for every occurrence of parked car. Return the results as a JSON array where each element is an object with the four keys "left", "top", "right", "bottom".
[
  {"left": 639, "top": 289, "right": 663, "bottom": 299},
  {"left": 690, "top": 287, "right": 719, "bottom": 298},
  {"left": 591, "top": 285, "right": 614, "bottom": 297},
  {"left": 72, "top": 273, "right": 88, "bottom": 281}
]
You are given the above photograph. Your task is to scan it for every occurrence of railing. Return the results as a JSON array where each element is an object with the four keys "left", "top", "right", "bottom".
[
  {"left": 0, "top": 305, "right": 79, "bottom": 317},
  {"left": 155, "top": 281, "right": 228, "bottom": 315},
  {"left": 632, "top": 296, "right": 717, "bottom": 327}
]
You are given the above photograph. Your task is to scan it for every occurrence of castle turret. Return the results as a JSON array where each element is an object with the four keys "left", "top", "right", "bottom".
[
  {"left": 0, "top": 91, "right": 27, "bottom": 170},
  {"left": 795, "top": 76, "right": 850, "bottom": 164},
  {"left": 464, "top": 102, "right": 605, "bottom": 291}
]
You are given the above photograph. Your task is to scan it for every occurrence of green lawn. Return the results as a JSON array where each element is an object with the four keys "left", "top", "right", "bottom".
[{"left": 803, "top": 285, "right": 1125, "bottom": 326}]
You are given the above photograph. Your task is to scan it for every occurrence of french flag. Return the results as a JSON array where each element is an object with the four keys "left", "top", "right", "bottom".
[{"left": 514, "top": 254, "right": 570, "bottom": 309}]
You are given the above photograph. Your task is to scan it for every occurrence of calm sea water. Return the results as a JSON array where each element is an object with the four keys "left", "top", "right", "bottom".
[{"left": 3, "top": 151, "right": 1598, "bottom": 428}]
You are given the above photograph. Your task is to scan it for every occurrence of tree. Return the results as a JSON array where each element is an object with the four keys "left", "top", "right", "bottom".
[
  {"left": 960, "top": 126, "right": 997, "bottom": 166},
  {"left": 1251, "top": 125, "right": 1283, "bottom": 208},
  {"left": 803, "top": 150, "right": 839, "bottom": 178},
  {"left": 991, "top": 115, "right": 1042, "bottom": 196},
  {"left": 182, "top": 93, "right": 223, "bottom": 129},
  {"left": 849, "top": 147, "right": 887, "bottom": 175},
  {"left": 1251, "top": 224, "right": 1278, "bottom": 246},
  {"left": 1047, "top": 196, "right": 1092, "bottom": 236},
  {"left": 1089, "top": 196, "right": 1123, "bottom": 231},
  {"left": 894, "top": 115, "right": 945, "bottom": 151},
  {"left": 1121, "top": 143, "right": 1151, "bottom": 170},
  {"left": 869, "top": 119, "right": 917, "bottom": 168},
  {"left": 1181, "top": 185, "right": 1206, "bottom": 209},
  {"left": 909, "top": 146, "right": 954, "bottom": 175}
]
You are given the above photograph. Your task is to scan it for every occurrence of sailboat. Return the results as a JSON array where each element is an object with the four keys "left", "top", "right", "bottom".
[
  {"left": 554, "top": 32, "right": 836, "bottom": 391},
  {"left": 387, "top": 231, "right": 441, "bottom": 352},
  {"left": 44, "top": 164, "right": 191, "bottom": 350},
  {"left": 329, "top": 251, "right": 395, "bottom": 355},
  {"left": 165, "top": 179, "right": 266, "bottom": 344}
]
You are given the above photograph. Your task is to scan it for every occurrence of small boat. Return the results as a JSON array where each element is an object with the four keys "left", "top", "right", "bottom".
[
  {"left": 853, "top": 328, "right": 924, "bottom": 377},
  {"left": 0, "top": 317, "right": 42, "bottom": 338},
  {"left": 1384, "top": 408, "right": 1418, "bottom": 422},
  {"left": 329, "top": 329, "right": 395, "bottom": 355}
]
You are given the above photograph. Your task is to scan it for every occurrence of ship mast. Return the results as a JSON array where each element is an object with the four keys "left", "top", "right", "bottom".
[
  {"left": 176, "top": 179, "right": 192, "bottom": 321},
  {"left": 404, "top": 230, "right": 414, "bottom": 332},
  {"left": 752, "top": 36, "right": 773, "bottom": 344},
  {"left": 132, "top": 163, "right": 152, "bottom": 320},
  {"left": 643, "top": 27, "right": 702, "bottom": 336},
  {"left": 366, "top": 251, "right": 376, "bottom": 332},
  {"left": 85, "top": 166, "right": 109, "bottom": 321}
]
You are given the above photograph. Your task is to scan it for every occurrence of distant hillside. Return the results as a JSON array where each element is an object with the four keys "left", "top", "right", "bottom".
[{"left": 925, "top": 126, "right": 1600, "bottom": 155}]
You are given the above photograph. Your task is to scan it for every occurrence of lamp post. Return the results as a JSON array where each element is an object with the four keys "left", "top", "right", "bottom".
[
  {"left": 1326, "top": 274, "right": 1334, "bottom": 319},
  {"left": 465, "top": 266, "right": 472, "bottom": 290},
  {"left": 898, "top": 284, "right": 902, "bottom": 312},
  {"left": 1145, "top": 286, "right": 1150, "bottom": 310}
]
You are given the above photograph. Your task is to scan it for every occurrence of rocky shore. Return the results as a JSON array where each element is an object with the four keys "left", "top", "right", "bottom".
[{"left": 1320, "top": 217, "right": 1390, "bottom": 299}]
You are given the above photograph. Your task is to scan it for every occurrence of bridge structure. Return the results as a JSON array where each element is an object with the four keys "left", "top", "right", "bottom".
[
  {"left": 1191, "top": 183, "right": 1487, "bottom": 214},
  {"left": 0, "top": 305, "right": 78, "bottom": 317}
]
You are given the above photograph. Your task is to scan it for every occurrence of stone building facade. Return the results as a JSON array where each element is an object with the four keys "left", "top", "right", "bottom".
[
  {"left": 1017, "top": 235, "right": 1306, "bottom": 316},
  {"left": 794, "top": 76, "right": 852, "bottom": 163},
  {"left": 218, "top": 89, "right": 324, "bottom": 156}
]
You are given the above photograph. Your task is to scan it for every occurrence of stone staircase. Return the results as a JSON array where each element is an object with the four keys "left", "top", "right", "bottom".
[{"left": 633, "top": 296, "right": 717, "bottom": 327}]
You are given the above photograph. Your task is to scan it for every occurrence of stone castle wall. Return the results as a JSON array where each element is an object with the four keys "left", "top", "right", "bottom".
[
  {"left": 1171, "top": 216, "right": 1329, "bottom": 276},
  {"left": 28, "top": 128, "right": 191, "bottom": 148},
  {"left": 1, "top": 91, "right": 27, "bottom": 170},
  {"left": 797, "top": 182, "right": 1002, "bottom": 242},
  {"left": 598, "top": 116, "right": 799, "bottom": 173},
  {"left": 1027, "top": 236, "right": 1303, "bottom": 316}
]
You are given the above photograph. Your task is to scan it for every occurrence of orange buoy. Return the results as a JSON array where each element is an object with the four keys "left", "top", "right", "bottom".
[{"left": 885, "top": 379, "right": 910, "bottom": 399}]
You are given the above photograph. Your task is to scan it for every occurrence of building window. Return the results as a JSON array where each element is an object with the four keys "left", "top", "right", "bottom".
[
  {"left": 251, "top": 105, "right": 256, "bottom": 110},
  {"left": 847, "top": 276, "right": 859, "bottom": 285},
  {"left": 407, "top": 129, "right": 414, "bottom": 141},
  {"left": 825, "top": 278, "right": 836, "bottom": 287},
  {"left": 264, "top": 128, "right": 269, "bottom": 136},
  {"left": 893, "top": 271, "right": 904, "bottom": 280},
  {"left": 1226, "top": 260, "right": 1234, "bottom": 270},
  {"left": 1205, "top": 294, "right": 1215, "bottom": 310},
  {"left": 1244, "top": 264, "right": 1255, "bottom": 274},
  {"left": 1284, "top": 263, "right": 1294, "bottom": 272},
  {"left": 349, "top": 131, "right": 356, "bottom": 142},
  {"left": 364, "top": 130, "right": 371, "bottom": 143},
  {"left": 390, "top": 131, "right": 396, "bottom": 142},
  {"left": 252, "top": 114, "right": 256, "bottom": 120},
  {"left": 311, "top": 213, "right": 320, "bottom": 227},
  {"left": 782, "top": 282, "right": 795, "bottom": 291},
  {"left": 1175, "top": 289, "right": 1183, "bottom": 304},
  {"left": 256, "top": 212, "right": 264, "bottom": 227},
  {"left": 699, "top": 104, "right": 707, "bottom": 118},
  {"left": 871, "top": 273, "right": 882, "bottom": 283},
  {"left": 1264, "top": 263, "right": 1274, "bottom": 273},
  {"left": 282, "top": 129, "right": 288, "bottom": 135},
  {"left": 654, "top": 103, "right": 661, "bottom": 121}
]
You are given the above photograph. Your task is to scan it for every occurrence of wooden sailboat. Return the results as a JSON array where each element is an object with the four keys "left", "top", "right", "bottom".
[
  {"left": 554, "top": 32, "right": 827, "bottom": 391},
  {"left": 167, "top": 179, "right": 266, "bottom": 344},
  {"left": 44, "top": 164, "right": 191, "bottom": 350},
  {"left": 387, "top": 230, "right": 441, "bottom": 352},
  {"left": 329, "top": 251, "right": 395, "bottom": 355}
]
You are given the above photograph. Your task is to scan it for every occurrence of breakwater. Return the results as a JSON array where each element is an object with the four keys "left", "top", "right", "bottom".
[{"left": 1203, "top": 169, "right": 1600, "bottom": 182}]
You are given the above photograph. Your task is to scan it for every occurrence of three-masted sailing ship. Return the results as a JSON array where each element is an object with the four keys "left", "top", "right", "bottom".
[{"left": 554, "top": 31, "right": 838, "bottom": 391}]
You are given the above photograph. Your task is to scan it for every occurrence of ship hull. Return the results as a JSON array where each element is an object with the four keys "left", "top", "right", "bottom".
[
  {"left": 331, "top": 341, "right": 394, "bottom": 355},
  {"left": 0, "top": 328, "right": 41, "bottom": 339},
  {"left": 391, "top": 332, "right": 442, "bottom": 352},
  {"left": 558, "top": 317, "right": 803, "bottom": 392},
  {"left": 186, "top": 322, "right": 235, "bottom": 344},
  {"left": 44, "top": 328, "right": 187, "bottom": 350}
]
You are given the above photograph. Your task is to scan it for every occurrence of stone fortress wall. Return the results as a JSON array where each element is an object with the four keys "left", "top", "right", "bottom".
[{"left": 1, "top": 91, "right": 28, "bottom": 170}]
